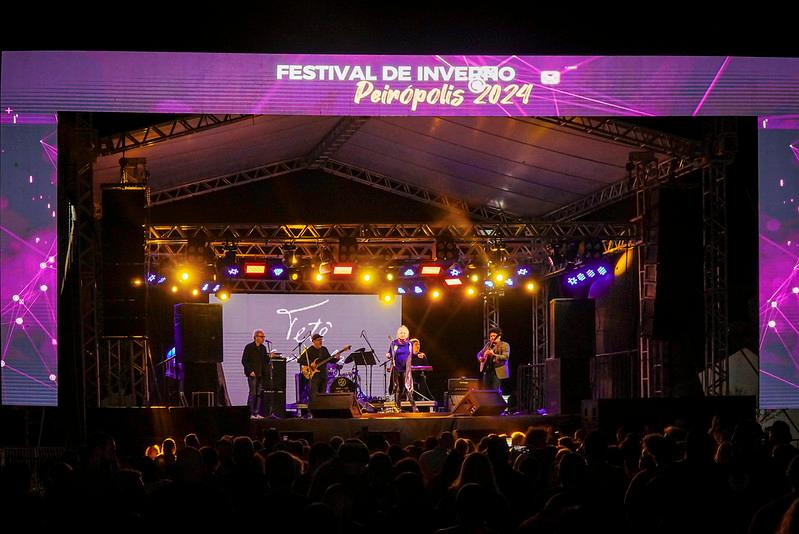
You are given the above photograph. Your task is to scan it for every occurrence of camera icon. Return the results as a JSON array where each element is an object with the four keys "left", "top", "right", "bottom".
[{"left": 540, "top": 71, "right": 561, "bottom": 85}]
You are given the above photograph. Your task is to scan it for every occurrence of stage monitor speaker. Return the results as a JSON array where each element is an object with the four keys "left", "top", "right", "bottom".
[
  {"left": 451, "top": 389, "right": 506, "bottom": 416},
  {"left": 549, "top": 298, "right": 596, "bottom": 359},
  {"left": 544, "top": 358, "right": 590, "bottom": 415},
  {"left": 309, "top": 393, "right": 361, "bottom": 418},
  {"left": 174, "top": 304, "right": 223, "bottom": 363}
]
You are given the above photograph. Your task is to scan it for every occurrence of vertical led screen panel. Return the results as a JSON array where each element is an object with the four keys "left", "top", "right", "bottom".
[
  {"left": 0, "top": 115, "right": 58, "bottom": 405},
  {"left": 759, "top": 118, "right": 799, "bottom": 408}
]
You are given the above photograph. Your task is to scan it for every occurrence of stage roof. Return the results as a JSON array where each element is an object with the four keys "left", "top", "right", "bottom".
[{"left": 93, "top": 115, "right": 691, "bottom": 219}]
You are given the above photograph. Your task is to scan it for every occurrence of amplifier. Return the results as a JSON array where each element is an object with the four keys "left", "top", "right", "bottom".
[{"left": 448, "top": 377, "right": 480, "bottom": 393}]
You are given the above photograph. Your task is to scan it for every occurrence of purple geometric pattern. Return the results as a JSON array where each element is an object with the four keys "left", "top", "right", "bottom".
[
  {"left": 759, "top": 127, "right": 799, "bottom": 408},
  {"left": 2, "top": 53, "right": 798, "bottom": 116},
  {"left": 0, "top": 115, "right": 58, "bottom": 406}
]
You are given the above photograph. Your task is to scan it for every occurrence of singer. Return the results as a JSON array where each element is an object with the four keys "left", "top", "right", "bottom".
[{"left": 386, "top": 325, "right": 418, "bottom": 412}]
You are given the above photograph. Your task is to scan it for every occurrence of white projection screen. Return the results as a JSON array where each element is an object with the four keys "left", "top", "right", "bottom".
[{"left": 210, "top": 293, "right": 402, "bottom": 406}]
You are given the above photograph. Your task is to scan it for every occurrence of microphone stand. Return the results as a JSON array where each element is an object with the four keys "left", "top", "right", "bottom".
[
  {"left": 361, "top": 330, "right": 378, "bottom": 399},
  {"left": 287, "top": 333, "right": 311, "bottom": 409}
]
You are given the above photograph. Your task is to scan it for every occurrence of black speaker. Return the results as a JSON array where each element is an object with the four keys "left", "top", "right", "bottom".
[
  {"left": 549, "top": 299, "right": 596, "bottom": 359},
  {"left": 544, "top": 358, "right": 590, "bottom": 415},
  {"left": 182, "top": 362, "right": 219, "bottom": 402},
  {"left": 451, "top": 389, "right": 506, "bottom": 416},
  {"left": 263, "top": 357, "right": 286, "bottom": 392},
  {"left": 174, "top": 304, "right": 223, "bottom": 363},
  {"left": 309, "top": 393, "right": 361, "bottom": 418},
  {"left": 262, "top": 391, "right": 286, "bottom": 418}
]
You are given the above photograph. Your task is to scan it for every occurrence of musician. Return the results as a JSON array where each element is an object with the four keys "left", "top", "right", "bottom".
[
  {"left": 242, "top": 328, "right": 269, "bottom": 419},
  {"left": 477, "top": 327, "right": 510, "bottom": 392},
  {"left": 386, "top": 325, "right": 418, "bottom": 412},
  {"left": 299, "top": 333, "right": 336, "bottom": 401},
  {"left": 410, "top": 338, "right": 433, "bottom": 401}
]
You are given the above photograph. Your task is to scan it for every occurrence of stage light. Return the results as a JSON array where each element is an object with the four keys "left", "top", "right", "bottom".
[
  {"left": 361, "top": 270, "right": 375, "bottom": 283},
  {"left": 493, "top": 270, "right": 508, "bottom": 283},
  {"left": 192, "top": 288, "right": 200, "bottom": 296},
  {"left": 431, "top": 289, "right": 442, "bottom": 299},
  {"left": 40, "top": 262, "right": 47, "bottom": 269},
  {"left": 505, "top": 278, "right": 515, "bottom": 287},
  {"left": 171, "top": 285, "right": 179, "bottom": 293},
  {"left": 413, "top": 284, "right": 424, "bottom": 295},
  {"left": 211, "top": 283, "right": 221, "bottom": 292},
  {"left": 272, "top": 266, "right": 285, "bottom": 277},
  {"left": 525, "top": 281, "right": 536, "bottom": 292},
  {"left": 421, "top": 265, "right": 442, "bottom": 276},
  {"left": 386, "top": 273, "right": 395, "bottom": 281},
  {"left": 484, "top": 280, "right": 495, "bottom": 288},
  {"left": 397, "top": 287, "right": 407, "bottom": 295},
  {"left": 470, "top": 274, "right": 480, "bottom": 283},
  {"left": 333, "top": 264, "right": 354, "bottom": 276},
  {"left": 131, "top": 278, "right": 142, "bottom": 287},
  {"left": 577, "top": 273, "right": 586, "bottom": 282},
  {"left": 444, "top": 278, "right": 463, "bottom": 286},
  {"left": 380, "top": 291, "right": 395, "bottom": 304},
  {"left": 201, "top": 283, "right": 210, "bottom": 292},
  {"left": 244, "top": 263, "right": 267, "bottom": 275},
  {"left": 586, "top": 269, "right": 596, "bottom": 278},
  {"left": 567, "top": 277, "right": 578, "bottom": 286},
  {"left": 180, "top": 271, "right": 190, "bottom": 281},
  {"left": 403, "top": 267, "right": 416, "bottom": 277},
  {"left": 466, "top": 286, "right": 477, "bottom": 296},
  {"left": 49, "top": 374, "right": 56, "bottom": 382},
  {"left": 597, "top": 266, "right": 608, "bottom": 276},
  {"left": 290, "top": 272, "right": 300, "bottom": 281},
  {"left": 772, "top": 301, "right": 778, "bottom": 308},
  {"left": 314, "top": 273, "right": 325, "bottom": 283},
  {"left": 146, "top": 273, "right": 157, "bottom": 284},
  {"left": 516, "top": 266, "right": 529, "bottom": 277},
  {"left": 157, "top": 276, "right": 167, "bottom": 285},
  {"left": 226, "top": 266, "right": 240, "bottom": 277},
  {"left": 217, "top": 290, "right": 230, "bottom": 301}
]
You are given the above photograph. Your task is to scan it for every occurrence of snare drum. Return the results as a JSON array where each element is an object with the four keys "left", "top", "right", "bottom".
[{"left": 329, "top": 376, "right": 356, "bottom": 393}]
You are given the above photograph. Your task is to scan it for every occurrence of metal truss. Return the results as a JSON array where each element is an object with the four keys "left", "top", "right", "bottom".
[
  {"left": 147, "top": 158, "right": 307, "bottom": 205},
  {"left": 97, "top": 114, "right": 252, "bottom": 155},
  {"left": 702, "top": 158, "right": 730, "bottom": 396},
  {"left": 482, "top": 293, "right": 500, "bottom": 340},
  {"left": 544, "top": 154, "right": 706, "bottom": 222},
  {"left": 636, "top": 187, "right": 664, "bottom": 398},
  {"left": 99, "top": 337, "right": 150, "bottom": 406},
  {"left": 533, "top": 117, "right": 702, "bottom": 157},
  {"left": 228, "top": 279, "right": 364, "bottom": 293},
  {"left": 321, "top": 160, "right": 519, "bottom": 223},
  {"left": 528, "top": 283, "right": 549, "bottom": 411},
  {"left": 147, "top": 222, "right": 637, "bottom": 242},
  {"left": 306, "top": 117, "right": 370, "bottom": 167},
  {"left": 146, "top": 223, "right": 637, "bottom": 270}
]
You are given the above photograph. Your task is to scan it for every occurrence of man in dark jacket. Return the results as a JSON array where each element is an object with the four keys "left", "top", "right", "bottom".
[{"left": 242, "top": 329, "right": 268, "bottom": 419}]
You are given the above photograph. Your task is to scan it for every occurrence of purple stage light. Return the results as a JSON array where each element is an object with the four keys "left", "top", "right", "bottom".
[
  {"left": 146, "top": 273, "right": 157, "bottom": 284},
  {"left": 212, "top": 283, "right": 221, "bottom": 292},
  {"left": 403, "top": 268, "right": 416, "bottom": 277},
  {"left": 226, "top": 266, "right": 240, "bottom": 276},
  {"left": 597, "top": 266, "right": 608, "bottom": 276},
  {"left": 567, "top": 277, "right": 578, "bottom": 286},
  {"left": 516, "top": 267, "right": 529, "bottom": 276}
]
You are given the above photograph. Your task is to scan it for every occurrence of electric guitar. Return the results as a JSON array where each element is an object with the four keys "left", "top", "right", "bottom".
[
  {"left": 478, "top": 336, "right": 501, "bottom": 373},
  {"left": 300, "top": 345, "right": 351, "bottom": 379}
]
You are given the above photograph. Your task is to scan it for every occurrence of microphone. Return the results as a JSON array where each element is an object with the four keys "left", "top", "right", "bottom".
[{"left": 264, "top": 338, "right": 272, "bottom": 344}]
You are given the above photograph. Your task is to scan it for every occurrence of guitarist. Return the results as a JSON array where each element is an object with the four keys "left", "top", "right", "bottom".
[
  {"left": 299, "top": 334, "right": 340, "bottom": 401},
  {"left": 477, "top": 327, "right": 510, "bottom": 392}
]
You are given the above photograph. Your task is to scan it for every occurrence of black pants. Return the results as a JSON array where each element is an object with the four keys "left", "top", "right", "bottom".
[
  {"left": 482, "top": 369, "right": 501, "bottom": 392},
  {"left": 247, "top": 376, "right": 263, "bottom": 416},
  {"left": 392, "top": 369, "right": 417, "bottom": 411}
]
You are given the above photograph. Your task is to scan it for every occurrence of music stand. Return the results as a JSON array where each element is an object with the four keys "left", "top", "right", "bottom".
[{"left": 345, "top": 349, "right": 376, "bottom": 398}]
